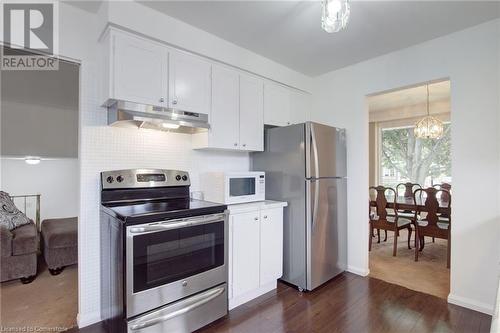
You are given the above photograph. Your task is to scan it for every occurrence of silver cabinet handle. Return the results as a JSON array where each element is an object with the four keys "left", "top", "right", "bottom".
[
  {"left": 129, "top": 214, "right": 225, "bottom": 234},
  {"left": 263, "top": 215, "right": 268, "bottom": 219},
  {"left": 129, "top": 286, "right": 225, "bottom": 331},
  {"left": 172, "top": 99, "right": 178, "bottom": 105},
  {"left": 159, "top": 97, "right": 164, "bottom": 102},
  {"left": 234, "top": 143, "right": 238, "bottom": 147},
  {"left": 242, "top": 144, "right": 246, "bottom": 147},
  {"left": 254, "top": 217, "right": 259, "bottom": 221}
]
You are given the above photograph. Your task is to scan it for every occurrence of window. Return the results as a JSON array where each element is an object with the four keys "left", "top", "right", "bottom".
[{"left": 379, "top": 123, "right": 451, "bottom": 188}]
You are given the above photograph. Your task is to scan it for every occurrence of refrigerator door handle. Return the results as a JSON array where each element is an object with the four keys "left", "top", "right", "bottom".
[
  {"left": 311, "top": 179, "right": 319, "bottom": 231},
  {"left": 311, "top": 123, "right": 320, "bottom": 179}
]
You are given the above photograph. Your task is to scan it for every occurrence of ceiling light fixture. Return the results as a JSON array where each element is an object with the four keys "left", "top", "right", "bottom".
[
  {"left": 414, "top": 84, "right": 444, "bottom": 139},
  {"left": 25, "top": 156, "right": 41, "bottom": 165},
  {"left": 322, "top": 0, "right": 350, "bottom": 33}
]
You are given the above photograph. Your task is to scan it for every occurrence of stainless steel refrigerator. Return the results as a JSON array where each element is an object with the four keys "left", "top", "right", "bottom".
[{"left": 251, "top": 122, "right": 347, "bottom": 291}]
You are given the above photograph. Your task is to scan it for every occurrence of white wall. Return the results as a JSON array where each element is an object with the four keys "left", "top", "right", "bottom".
[
  {"left": 56, "top": 2, "right": 311, "bottom": 327},
  {"left": 312, "top": 19, "right": 500, "bottom": 314},
  {"left": 1, "top": 159, "right": 79, "bottom": 222}
]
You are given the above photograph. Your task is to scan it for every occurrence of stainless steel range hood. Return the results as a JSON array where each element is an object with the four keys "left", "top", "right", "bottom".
[{"left": 107, "top": 100, "right": 209, "bottom": 134}]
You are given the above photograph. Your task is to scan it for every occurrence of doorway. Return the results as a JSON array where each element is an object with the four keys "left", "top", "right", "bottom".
[
  {"left": 0, "top": 53, "right": 80, "bottom": 330},
  {"left": 366, "top": 79, "right": 452, "bottom": 299}
]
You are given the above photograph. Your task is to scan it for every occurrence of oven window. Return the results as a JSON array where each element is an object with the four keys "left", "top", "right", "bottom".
[
  {"left": 229, "top": 178, "right": 255, "bottom": 197},
  {"left": 132, "top": 221, "right": 224, "bottom": 293}
]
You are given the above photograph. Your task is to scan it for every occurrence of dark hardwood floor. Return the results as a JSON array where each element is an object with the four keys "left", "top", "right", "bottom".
[{"left": 69, "top": 273, "right": 491, "bottom": 333}]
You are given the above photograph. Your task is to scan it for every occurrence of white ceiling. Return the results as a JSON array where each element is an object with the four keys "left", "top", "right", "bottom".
[
  {"left": 138, "top": 1, "right": 500, "bottom": 76},
  {"left": 367, "top": 80, "right": 450, "bottom": 112}
]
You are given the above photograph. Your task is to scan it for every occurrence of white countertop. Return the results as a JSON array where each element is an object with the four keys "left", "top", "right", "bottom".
[{"left": 226, "top": 200, "right": 288, "bottom": 214}]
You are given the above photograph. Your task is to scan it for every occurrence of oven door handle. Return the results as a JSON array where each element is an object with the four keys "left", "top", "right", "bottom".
[
  {"left": 128, "top": 286, "right": 225, "bottom": 331},
  {"left": 129, "top": 214, "right": 225, "bottom": 234}
]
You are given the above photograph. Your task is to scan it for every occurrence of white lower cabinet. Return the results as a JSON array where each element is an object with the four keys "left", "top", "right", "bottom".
[
  {"left": 259, "top": 208, "right": 284, "bottom": 285},
  {"left": 228, "top": 202, "right": 286, "bottom": 310},
  {"left": 230, "top": 211, "right": 260, "bottom": 298}
]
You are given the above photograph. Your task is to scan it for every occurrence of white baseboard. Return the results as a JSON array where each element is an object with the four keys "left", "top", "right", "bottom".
[
  {"left": 448, "top": 293, "right": 494, "bottom": 315},
  {"left": 229, "top": 281, "right": 277, "bottom": 310},
  {"left": 347, "top": 265, "right": 370, "bottom": 277},
  {"left": 77, "top": 311, "right": 101, "bottom": 328}
]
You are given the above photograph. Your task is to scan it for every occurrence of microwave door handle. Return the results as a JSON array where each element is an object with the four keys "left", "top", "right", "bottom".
[
  {"left": 129, "top": 214, "right": 225, "bottom": 234},
  {"left": 129, "top": 286, "right": 225, "bottom": 331}
]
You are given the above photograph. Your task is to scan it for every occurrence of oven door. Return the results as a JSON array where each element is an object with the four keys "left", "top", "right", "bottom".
[{"left": 126, "top": 212, "right": 228, "bottom": 318}]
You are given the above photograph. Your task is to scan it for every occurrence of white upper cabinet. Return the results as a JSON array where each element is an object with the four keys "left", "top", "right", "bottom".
[
  {"left": 239, "top": 76, "right": 264, "bottom": 151},
  {"left": 111, "top": 32, "right": 168, "bottom": 106},
  {"left": 264, "top": 83, "right": 291, "bottom": 127},
  {"left": 169, "top": 51, "right": 211, "bottom": 115},
  {"left": 210, "top": 66, "right": 240, "bottom": 150},
  {"left": 102, "top": 28, "right": 308, "bottom": 143},
  {"left": 193, "top": 71, "right": 264, "bottom": 152},
  {"left": 290, "top": 91, "right": 310, "bottom": 125}
]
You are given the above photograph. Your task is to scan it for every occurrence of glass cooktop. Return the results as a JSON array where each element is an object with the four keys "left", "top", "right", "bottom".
[{"left": 102, "top": 198, "right": 226, "bottom": 224}]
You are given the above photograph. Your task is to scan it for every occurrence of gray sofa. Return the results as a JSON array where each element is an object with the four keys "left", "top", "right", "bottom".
[
  {"left": 41, "top": 217, "right": 78, "bottom": 275},
  {"left": 0, "top": 222, "right": 38, "bottom": 283}
]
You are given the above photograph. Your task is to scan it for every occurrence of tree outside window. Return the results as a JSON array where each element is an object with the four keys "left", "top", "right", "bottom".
[{"left": 380, "top": 123, "right": 451, "bottom": 188}]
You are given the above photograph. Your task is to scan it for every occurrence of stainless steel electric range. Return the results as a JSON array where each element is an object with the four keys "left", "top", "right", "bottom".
[{"left": 100, "top": 169, "right": 228, "bottom": 333}]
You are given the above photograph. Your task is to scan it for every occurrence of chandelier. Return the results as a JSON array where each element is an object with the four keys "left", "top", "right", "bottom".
[
  {"left": 322, "top": 0, "right": 350, "bottom": 33},
  {"left": 414, "top": 84, "right": 444, "bottom": 139}
]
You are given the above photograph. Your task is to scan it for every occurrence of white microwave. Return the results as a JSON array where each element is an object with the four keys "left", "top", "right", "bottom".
[{"left": 201, "top": 172, "right": 265, "bottom": 205}]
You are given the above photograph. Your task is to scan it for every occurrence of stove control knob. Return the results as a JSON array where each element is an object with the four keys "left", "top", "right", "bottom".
[
  {"left": 116, "top": 175, "right": 124, "bottom": 183},
  {"left": 106, "top": 176, "right": 114, "bottom": 184},
  {"left": 175, "top": 175, "right": 182, "bottom": 181},
  {"left": 182, "top": 175, "right": 188, "bottom": 181}
]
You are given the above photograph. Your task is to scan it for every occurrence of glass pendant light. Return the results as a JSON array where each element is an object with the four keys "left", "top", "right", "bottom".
[
  {"left": 414, "top": 84, "right": 444, "bottom": 139},
  {"left": 322, "top": 0, "right": 350, "bottom": 33}
]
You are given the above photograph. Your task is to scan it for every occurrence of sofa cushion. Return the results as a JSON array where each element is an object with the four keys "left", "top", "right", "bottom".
[
  {"left": 12, "top": 223, "right": 38, "bottom": 256},
  {"left": 42, "top": 217, "right": 78, "bottom": 249},
  {"left": 0, "top": 191, "right": 32, "bottom": 231},
  {"left": 0, "top": 224, "right": 12, "bottom": 257}
]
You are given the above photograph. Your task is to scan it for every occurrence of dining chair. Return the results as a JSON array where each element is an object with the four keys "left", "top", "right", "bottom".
[
  {"left": 396, "top": 182, "right": 421, "bottom": 198},
  {"left": 369, "top": 186, "right": 412, "bottom": 256},
  {"left": 413, "top": 188, "right": 451, "bottom": 268},
  {"left": 432, "top": 183, "right": 452, "bottom": 202},
  {"left": 394, "top": 183, "right": 420, "bottom": 230},
  {"left": 432, "top": 183, "right": 452, "bottom": 217}
]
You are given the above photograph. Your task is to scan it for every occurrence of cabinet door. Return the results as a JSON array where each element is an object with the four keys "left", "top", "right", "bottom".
[
  {"left": 290, "top": 91, "right": 310, "bottom": 125},
  {"left": 264, "top": 83, "right": 291, "bottom": 127},
  {"left": 240, "top": 75, "right": 264, "bottom": 151},
  {"left": 231, "top": 212, "right": 260, "bottom": 298},
  {"left": 169, "top": 51, "right": 211, "bottom": 114},
  {"left": 113, "top": 33, "right": 168, "bottom": 106},
  {"left": 210, "top": 66, "right": 240, "bottom": 149},
  {"left": 259, "top": 207, "right": 284, "bottom": 285}
]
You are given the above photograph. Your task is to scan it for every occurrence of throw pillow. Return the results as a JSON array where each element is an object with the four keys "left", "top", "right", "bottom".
[{"left": 0, "top": 191, "right": 32, "bottom": 230}]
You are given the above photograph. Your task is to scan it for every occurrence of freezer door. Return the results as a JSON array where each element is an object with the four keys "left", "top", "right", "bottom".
[
  {"left": 306, "top": 177, "right": 347, "bottom": 290},
  {"left": 306, "top": 122, "right": 347, "bottom": 179}
]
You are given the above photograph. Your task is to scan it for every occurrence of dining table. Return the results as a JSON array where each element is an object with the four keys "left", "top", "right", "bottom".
[{"left": 369, "top": 195, "right": 451, "bottom": 214}]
